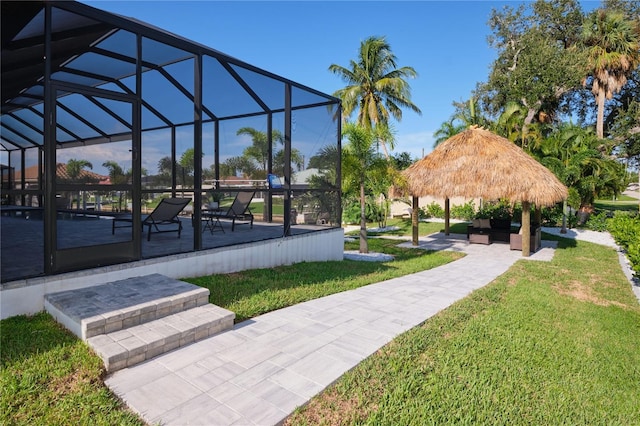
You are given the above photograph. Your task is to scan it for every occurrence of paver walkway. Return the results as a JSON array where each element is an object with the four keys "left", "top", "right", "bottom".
[{"left": 105, "top": 233, "right": 558, "bottom": 425}]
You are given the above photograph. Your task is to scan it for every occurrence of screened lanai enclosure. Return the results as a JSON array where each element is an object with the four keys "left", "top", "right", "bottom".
[{"left": 1, "top": 1, "right": 342, "bottom": 283}]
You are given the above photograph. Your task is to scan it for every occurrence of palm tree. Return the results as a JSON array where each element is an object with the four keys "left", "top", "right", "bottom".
[
  {"left": 434, "top": 97, "right": 489, "bottom": 148},
  {"left": 66, "top": 158, "right": 93, "bottom": 181},
  {"left": 102, "top": 161, "right": 127, "bottom": 184},
  {"left": 329, "top": 36, "right": 421, "bottom": 158},
  {"left": 433, "top": 118, "right": 464, "bottom": 148},
  {"left": 493, "top": 102, "right": 527, "bottom": 143},
  {"left": 540, "top": 124, "right": 626, "bottom": 223},
  {"left": 237, "top": 127, "right": 281, "bottom": 175},
  {"left": 493, "top": 101, "right": 546, "bottom": 152},
  {"left": 103, "top": 161, "right": 128, "bottom": 212},
  {"left": 342, "top": 123, "right": 376, "bottom": 253},
  {"left": 66, "top": 159, "right": 92, "bottom": 209},
  {"left": 452, "top": 97, "right": 490, "bottom": 129},
  {"left": 236, "top": 127, "right": 303, "bottom": 180},
  {"left": 582, "top": 9, "right": 640, "bottom": 139}
]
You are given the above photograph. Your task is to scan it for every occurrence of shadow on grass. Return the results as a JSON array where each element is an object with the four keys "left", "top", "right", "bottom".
[{"left": 542, "top": 231, "right": 579, "bottom": 249}]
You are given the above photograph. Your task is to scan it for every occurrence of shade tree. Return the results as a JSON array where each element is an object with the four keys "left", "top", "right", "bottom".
[{"left": 479, "top": 0, "right": 587, "bottom": 131}]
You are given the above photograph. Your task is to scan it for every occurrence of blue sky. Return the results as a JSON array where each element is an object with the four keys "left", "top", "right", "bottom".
[{"left": 84, "top": 0, "right": 600, "bottom": 161}]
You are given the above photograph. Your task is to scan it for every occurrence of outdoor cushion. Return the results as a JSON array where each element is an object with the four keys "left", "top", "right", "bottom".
[{"left": 479, "top": 218, "right": 491, "bottom": 229}]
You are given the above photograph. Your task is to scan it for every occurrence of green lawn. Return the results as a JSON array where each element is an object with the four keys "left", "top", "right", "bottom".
[
  {"left": 286, "top": 236, "right": 640, "bottom": 425},
  {"left": 2, "top": 228, "right": 639, "bottom": 425},
  {"left": 348, "top": 217, "right": 470, "bottom": 236},
  {"left": 595, "top": 196, "right": 639, "bottom": 212},
  {"left": 0, "top": 313, "right": 144, "bottom": 426},
  {"left": 184, "top": 237, "right": 462, "bottom": 322},
  {"left": 1, "top": 236, "right": 459, "bottom": 425}
]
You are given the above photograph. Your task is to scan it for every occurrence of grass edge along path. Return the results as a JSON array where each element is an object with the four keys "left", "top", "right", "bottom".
[
  {"left": 0, "top": 236, "right": 460, "bottom": 425},
  {"left": 185, "top": 237, "right": 463, "bottom": 323},
  {"left": 286, "top": 236, "right": 640, "bottom": 426}
]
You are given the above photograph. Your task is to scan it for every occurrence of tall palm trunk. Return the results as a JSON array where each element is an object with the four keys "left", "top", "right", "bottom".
[
  {"left": 379, "top": 141, "right": 390, "bottom": 160},
  {"left": 359, "top": 181, "right": 368, "bottom": 253},
  {"left": 596, "top": 88, "right": 606, "bottom": 139}
]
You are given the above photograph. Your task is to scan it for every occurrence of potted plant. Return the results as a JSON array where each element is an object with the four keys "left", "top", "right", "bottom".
[{"left": 207, "top": 191, "right": 223, "bottom": 210}]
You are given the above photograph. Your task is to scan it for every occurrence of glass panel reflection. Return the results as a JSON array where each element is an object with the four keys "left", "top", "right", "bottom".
[
  {"left": 291, "top": 106, "right": 339, "bottom": 190},
  {"left": 142, "top": 128, "right": 172, "bottom": 189},
  {"left": 56, "top": 190, "right": 133, "bottom": 249},
  {"left": 0, "top": 196, "right": 45, "bottom": 281},
  {"left": 56, "top": 140, "right": 131, "bottom": 186}
]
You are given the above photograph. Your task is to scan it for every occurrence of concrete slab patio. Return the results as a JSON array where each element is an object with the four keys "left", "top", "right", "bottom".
[{"left": 105, "top": 233, "right": 560, "bottom": 425}]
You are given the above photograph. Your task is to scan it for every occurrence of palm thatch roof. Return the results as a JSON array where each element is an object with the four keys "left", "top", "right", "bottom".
[{"left": 402, "top": 127, "right": 567, "bottom": 206}]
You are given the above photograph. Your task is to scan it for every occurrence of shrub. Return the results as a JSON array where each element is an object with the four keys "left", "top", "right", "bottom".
[
  {"left": 541, "top": 204, "right": 564, "bottom": 227},
  {"left": 567, "top": 213, "right": 579, "bottom": 229},
  {"left": 586, "top": 211, "right": 609, "bottom": 232},
  {"left": 607, "top": 212, "right": 640, "bottom": 276},
  {"left": 342, "top": 197, "right": 386, "bottom": 225},
  {"left": 476, "top": 200, "right": 512, "bottom": 220},
  {"left": 567, "top": 187, "right": 581, "bottom": 211},
  {"left": 423, "top": 202, "right": 444, "bottom": 219},
  {"left": 450, "top": 201, "right": 476, "bottom": 221},
  {"left": 342, "top": 203, "right": 358, "bottom": 224}
]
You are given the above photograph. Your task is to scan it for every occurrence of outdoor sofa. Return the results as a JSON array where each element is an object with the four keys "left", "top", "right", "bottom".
[{"left": 467, "top": 218, "right": 514, "bottom": 243}]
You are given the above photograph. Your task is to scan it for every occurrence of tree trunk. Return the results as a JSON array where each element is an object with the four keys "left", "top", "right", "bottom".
[
  {"left": 379, "top": 141, "right": 390, "bottom": 160},
  {"left": 359, "top": 182, "right": 368, "bottom": 253},
  {"left": 522, "top": 108, "right": 537, "bottom": 149},
  {"left": 577, "top": 204, "right": 594, "bottom": 225},
  {"left": 596, "top": 88, "right": 605, "bottom": 139}
]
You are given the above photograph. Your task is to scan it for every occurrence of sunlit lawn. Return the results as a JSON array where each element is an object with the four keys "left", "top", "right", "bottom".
[
  {"left": 286, "top": 235, "right": 640, "bottom": 425},
  {"left": 0, "top": 313, "right": 144, "bottom": 426},
  {"left": 595, "top": 195, "right": 639, "bottom": 212},
  {"left": 185, "top": 237, "right": 462, "bottom": 322},
  {"left": 1, "top": 236, "right": 460, "bottom": 425},
  {"left": 3, "top": 222, "right": 638, "bottom": 425},
  {"left": 347, "top": 217, "right": 470, "bottom": 237}
]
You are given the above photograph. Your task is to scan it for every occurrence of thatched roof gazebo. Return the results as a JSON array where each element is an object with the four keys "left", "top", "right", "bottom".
[{"left": 402, "top": 126, "right": 568, "bottom": 256}]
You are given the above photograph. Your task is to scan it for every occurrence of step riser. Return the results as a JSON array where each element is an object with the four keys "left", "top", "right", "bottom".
[
  {"left": 43, "top": 274, "right": 235, "bottom": 373},
  {"left": 82, "top": 291, "right": 210, "bottom": 339},
  {"left": 88, "top": 311, "right": 234, "bottom": 372}
]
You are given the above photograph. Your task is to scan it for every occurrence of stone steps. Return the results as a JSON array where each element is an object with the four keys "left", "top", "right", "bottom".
[
  {"left": 87, "top": 304, "right": 234, "bottom": 372},
  {"left": 44, "top": 274, "right": 235, "bottom": 372}
]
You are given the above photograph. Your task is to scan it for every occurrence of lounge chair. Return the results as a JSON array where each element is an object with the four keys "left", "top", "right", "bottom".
[
  {"left": 211, "top": 191, "right": 254, "bottom": 231},
  {"left": 112, "top": 197, "right": 191, "bottom": 241}
]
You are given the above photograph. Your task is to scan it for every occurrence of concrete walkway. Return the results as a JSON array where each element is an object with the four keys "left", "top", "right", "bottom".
[{"left": 106, "top": 233, "right": 558, "bottom": 425}]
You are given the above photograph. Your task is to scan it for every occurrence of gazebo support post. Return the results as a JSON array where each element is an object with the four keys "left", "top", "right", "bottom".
[
  {"left": 522, "top": 201, "right": 531, "bottom": 257},
  {"left": 444, "top": 197, "right": 450, "bottom": 236},
  {"left": 412, "top": 195, "right": 419, "bottom": 246}
]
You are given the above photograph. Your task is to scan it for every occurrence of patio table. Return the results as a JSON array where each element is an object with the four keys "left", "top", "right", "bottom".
[{"left": 202, "top": 208, "right": 224, "bottom": 234}]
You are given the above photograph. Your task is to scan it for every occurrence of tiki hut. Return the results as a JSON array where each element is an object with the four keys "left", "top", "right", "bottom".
[{"left": 402, "top": 126, "right": 568, "bottom": 256}]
